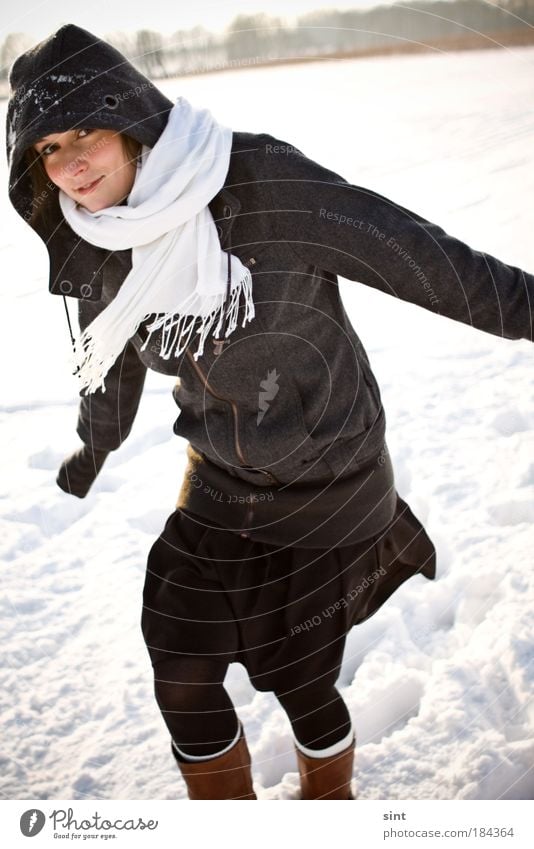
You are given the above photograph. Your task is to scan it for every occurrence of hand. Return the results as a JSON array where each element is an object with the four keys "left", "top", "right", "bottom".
[{"left": 56, "top": 445, "right": 110, "bottom": 498}]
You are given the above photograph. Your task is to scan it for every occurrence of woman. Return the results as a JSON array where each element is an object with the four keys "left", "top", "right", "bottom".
[{"left": 6, "top": 24, "right": 533, "bottom": 800}]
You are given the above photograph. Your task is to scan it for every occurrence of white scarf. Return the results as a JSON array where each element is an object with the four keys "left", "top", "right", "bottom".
[{"left": 59, "top": 96, "right": 254, "bottom": 395}]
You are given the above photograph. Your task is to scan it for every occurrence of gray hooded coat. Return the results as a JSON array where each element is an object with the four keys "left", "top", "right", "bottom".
[{"left": 6, "top": 24, "right": 533, "bottom": 550}]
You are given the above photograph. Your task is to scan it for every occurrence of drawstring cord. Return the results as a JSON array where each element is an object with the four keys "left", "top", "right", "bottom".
[
  {"left": 62, "top": 295, "right": 81, "bottom": 376},
  {"left": 62, "top": 295, "right": 76, "bottom": 348}
]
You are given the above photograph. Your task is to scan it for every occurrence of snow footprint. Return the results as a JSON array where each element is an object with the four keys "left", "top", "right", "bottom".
[
  {"left": 349, "top": 655, "right": 425, "bottom": 745},
  {"left": 28, "top": 448, "right": 64, "bottom": 470},
  {"left": 454, "top": 571, "right": 504, "bottom": 627},
  {"left": 519, "top": 464, "right": 534, "bottom": 488},
  {"left": 6, "top": 498, "right": 89, "bottom": 536},
  {"left": 127, "top": 510, "right": 169, "bottom": 536},
  {"left": 491, "top": 408, "right": 531, "bottom": 437},
  {"left": 487, "top": 498, "right": 534, "bottom": 526}
]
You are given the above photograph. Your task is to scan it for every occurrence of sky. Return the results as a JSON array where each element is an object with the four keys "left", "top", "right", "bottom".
[{"left": 2, "top": 0, "right": 414, "bottom": 41}]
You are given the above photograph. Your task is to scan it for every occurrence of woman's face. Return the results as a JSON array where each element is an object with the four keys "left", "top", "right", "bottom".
[{"left": 32, "top": 128, "right": 137, "bottom": 211}]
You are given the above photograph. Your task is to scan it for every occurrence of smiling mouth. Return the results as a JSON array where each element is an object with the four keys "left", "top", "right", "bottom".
[{"left": 77, "top": 176, "right": 104, "bottom": 195}]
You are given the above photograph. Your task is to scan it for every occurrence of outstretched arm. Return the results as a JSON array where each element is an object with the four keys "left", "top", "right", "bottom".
[
  {"left": 259, "top": 134, "right": 533, "bottom": 342},
  {"left": 56, "top": 299, "right": 147, "bottom": 497},
  {"left": 75, "top": 336, "right": 147, "bottom": 453}
]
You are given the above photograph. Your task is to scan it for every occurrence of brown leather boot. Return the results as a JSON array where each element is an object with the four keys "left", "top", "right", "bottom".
[
  {"left": 295, "top": 736, "right": 356, "bottom": 799},
  {"left": 172, "top": 726, "right": 257, "bottom": 800}
]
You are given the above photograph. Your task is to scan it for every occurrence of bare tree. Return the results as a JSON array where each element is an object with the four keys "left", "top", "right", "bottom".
[
  {"left": 135, "top": 30, "right": 167, "bottom": 78},
  {"left": 226, "top": 14, "right": 283, "bottom": 63}
]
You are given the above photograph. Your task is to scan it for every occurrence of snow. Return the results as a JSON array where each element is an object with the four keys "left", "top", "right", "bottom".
[{"left": 1, "top": 46, "right": 533, "bottom": 801}]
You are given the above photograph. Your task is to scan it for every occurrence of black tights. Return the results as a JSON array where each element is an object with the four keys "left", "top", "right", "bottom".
[{"left": 153, "top": 657, "right": 352, "bottom": 758}]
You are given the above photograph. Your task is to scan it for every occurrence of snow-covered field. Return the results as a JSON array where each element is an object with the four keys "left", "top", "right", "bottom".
[{"left": 1, "top": 46, "right": 533, "bottom": 800}]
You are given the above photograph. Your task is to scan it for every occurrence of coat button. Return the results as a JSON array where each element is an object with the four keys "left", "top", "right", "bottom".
[
  {"left": 223, "top": 204, "right": 232, "bottom": 219},
  {"left": 216, "top": 225, "right": 223, "bottom": 238}
]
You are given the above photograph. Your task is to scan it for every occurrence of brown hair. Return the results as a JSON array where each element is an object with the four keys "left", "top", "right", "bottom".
[{"left": 23, "top": 132, "right": 142, "bottom": 228}]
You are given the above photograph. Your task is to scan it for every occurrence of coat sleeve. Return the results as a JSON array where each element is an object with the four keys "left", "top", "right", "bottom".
[
  {"left": 258, "top": 133, "right": 534, "bottom": 342},
  {"left": 75, "top": 299, "right": 148, "bottom": 451}
]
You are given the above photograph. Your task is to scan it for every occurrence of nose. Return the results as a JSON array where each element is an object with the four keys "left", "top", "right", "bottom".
[{"left": 64, "top": 152, "right": 89, "bottom": 181}]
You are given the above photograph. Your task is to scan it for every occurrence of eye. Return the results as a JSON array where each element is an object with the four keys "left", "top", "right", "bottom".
[
  {"left": 37, "top": 128, "right": 94, "bottom": 157},
  {"left": 39, "top": 143, "right": 58, "bottom": 157}
]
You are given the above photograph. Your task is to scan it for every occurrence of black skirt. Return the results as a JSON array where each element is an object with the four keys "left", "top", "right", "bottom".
[{"left": 141, "top": 492, "right": 436, "bottom": 692}]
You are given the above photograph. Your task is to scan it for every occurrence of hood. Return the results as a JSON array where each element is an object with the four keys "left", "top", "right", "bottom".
[{"left": 6, "top": 23, "right": 174, "bottom": 300}]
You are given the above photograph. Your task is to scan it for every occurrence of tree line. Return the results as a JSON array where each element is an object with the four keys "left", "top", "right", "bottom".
[{"left": 1, "top": 0, "right": 533, "bottom": 86}]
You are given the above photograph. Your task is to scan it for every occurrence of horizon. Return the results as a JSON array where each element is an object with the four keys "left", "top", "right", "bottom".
[{"left": 3, "top": 0, "right": 432, "bottom": 41}]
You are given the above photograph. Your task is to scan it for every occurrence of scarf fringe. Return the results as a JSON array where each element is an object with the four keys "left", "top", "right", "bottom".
[
  {"left": 143, "top": 267, "right": 254, "bottom": 361},
  {"left": 72, "top": 268, "right": 254, "bottom": 395}
]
